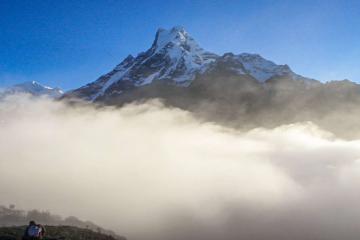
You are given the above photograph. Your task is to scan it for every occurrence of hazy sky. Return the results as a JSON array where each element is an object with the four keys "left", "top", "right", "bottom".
[{"left": 1, "top": 0, "right": 359, "bottom": 90}]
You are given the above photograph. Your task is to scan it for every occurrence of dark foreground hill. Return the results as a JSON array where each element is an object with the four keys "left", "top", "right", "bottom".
[
  {"left": 0, "top": 205, "right": 117, "bottom": 237},
  {"left": 0, "top": 226, "right": 126, "bottom": 240}
]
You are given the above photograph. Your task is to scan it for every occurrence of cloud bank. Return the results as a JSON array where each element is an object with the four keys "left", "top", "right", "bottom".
[{"left": 1, "top": 95, "right": 360, "bottom": 240}]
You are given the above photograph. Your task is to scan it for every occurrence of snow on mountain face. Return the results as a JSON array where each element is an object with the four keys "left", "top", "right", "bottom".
[
  {"left": 69, "top": 26, "right": 316, "bottom": 101},
  {"left": 75, "top": 26, "right": 219, "bottom": 101},
  {"left": 234, "top": 53, "right": 293, "bottom": 82},
  {"left": 220, "top": 53, "right": 305, "bottom": 82},
  {"left": 1, "top": 81, "right": 64, "bottom": 98},
  {"left": 149, "top": 26, "right": 218, "bottom": 82}
]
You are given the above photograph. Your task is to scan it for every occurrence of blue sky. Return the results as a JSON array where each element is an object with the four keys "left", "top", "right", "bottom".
[{"left": 1, "top": 0, "right": 359, "bottom": 90}]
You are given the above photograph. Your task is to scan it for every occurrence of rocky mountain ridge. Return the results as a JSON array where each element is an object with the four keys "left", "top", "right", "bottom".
[{"left": 65, "top": 26, "right": 317, "bottom": 101}]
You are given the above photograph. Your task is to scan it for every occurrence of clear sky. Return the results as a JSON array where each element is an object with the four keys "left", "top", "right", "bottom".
[{"left": 1, "top": 0, "right": 359, "bottom": 90}]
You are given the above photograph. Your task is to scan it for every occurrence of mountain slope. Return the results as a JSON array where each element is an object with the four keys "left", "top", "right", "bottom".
[{"left": 1, "top": 81, "right": 64, "bottom": 99}]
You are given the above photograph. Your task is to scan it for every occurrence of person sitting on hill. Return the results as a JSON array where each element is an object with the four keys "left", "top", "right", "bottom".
[{"left": 22, "top": 220, "right": 46, "bottom": 240}]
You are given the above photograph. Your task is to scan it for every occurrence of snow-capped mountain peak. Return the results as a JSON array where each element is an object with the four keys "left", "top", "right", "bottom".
[
  {"left": 71, "top": 26, "right": 219, "bottom": 101},
  {"left": 66, "top": 26, "right": 316, "bottom": 102},
  {"left": 153, "top": 26, "right": 189, "bottom": 50},
  {"left": 1, "top": 81, "right": 64, "bottom": 98},
  {"left": 151, "top": 26, "right": 202, "bottom": 54}
]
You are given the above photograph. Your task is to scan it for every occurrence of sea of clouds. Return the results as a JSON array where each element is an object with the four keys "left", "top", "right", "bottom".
[{"left": 1, "top": 95, "right": 360, "bottom": 240}]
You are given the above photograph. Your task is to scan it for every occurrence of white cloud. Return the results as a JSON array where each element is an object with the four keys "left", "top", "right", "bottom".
[{"left": 1, "top": 96, "right": 360, "bottom": 240}]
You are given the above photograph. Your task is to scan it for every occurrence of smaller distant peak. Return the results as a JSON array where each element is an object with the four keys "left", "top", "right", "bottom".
[
  {"left": 21, "top": 81, "right": 58, "bottom": 90},
  {"left": 7, "top": 80, "right": 63, "bottom": 98}
]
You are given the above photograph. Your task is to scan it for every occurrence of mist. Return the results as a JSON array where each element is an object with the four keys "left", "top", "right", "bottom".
[{"left": 1, "top": 95, "right": 360, "bottom": 240}]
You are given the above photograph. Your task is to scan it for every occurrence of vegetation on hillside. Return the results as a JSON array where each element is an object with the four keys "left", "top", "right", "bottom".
[
  {"left": 0, "top": 225, "right": 126, "bottom": 240},
  {"left": 0, "top": 205, "right": 122, "bottom": 239}
]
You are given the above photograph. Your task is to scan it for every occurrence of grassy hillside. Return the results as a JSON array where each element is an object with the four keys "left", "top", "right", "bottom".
[{"left": 0, "top": 225, "right": 126, "bottom": 240}]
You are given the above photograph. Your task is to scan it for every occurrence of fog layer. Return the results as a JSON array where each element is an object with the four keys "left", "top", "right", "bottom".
[{"left": 1, "top": 95, "right": 360, "bottom": 240}]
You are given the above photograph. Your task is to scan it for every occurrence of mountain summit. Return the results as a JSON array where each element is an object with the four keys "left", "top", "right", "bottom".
[
  {"left": 66, "top": 26, "right": 312, "bottom": 101},
  {"left": 69, "top": 26, "right": 218, "bottom": 101}
]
